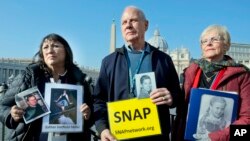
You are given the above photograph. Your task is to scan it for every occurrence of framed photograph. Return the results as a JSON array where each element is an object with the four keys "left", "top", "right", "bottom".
[
  {"left": 15, "top": 87, "right": 50, "bottom": 124},
  {"left": 135, "top": 72, "right": 156, "bottom": 99},
  {"left": 42, "top": 83, "right": 83, "bottom": 133},
  {"left": 184, "top": 88, "right": 239, "bottom": 140}
]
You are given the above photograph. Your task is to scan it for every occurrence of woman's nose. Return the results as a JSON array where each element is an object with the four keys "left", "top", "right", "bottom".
[{"left": 47, "top": 46, "right": 55, "bottom": 53}]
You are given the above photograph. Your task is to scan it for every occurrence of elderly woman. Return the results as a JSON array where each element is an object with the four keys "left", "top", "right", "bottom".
[
  {"left": 0, "top": 33, "right": 94, "bottom": 141},
  {"left": 173, "top": 25, "right": 250, "bottom": 141}
]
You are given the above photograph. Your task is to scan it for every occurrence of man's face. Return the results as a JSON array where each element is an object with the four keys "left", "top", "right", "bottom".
[
  {"left": 27, "top": 96, "right": 38, "bottom": 107},
  {"left": 121, "top": 7, "right": 148, "bottom": 45},
  {"left": 142, "top": 79, "right": 152, "bottom": 92}
]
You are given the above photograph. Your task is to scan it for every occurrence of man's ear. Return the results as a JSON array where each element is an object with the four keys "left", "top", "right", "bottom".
[{"left": 145, "top": 20, "right": 149, "bottom": 31}]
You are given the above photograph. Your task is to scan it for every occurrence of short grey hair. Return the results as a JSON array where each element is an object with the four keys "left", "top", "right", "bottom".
[
  {"left": 200, "top": 24, "right": 231, "bottom": 47},
  {"left": 122, "top": 5, "right": 147, "bottom": 21}
]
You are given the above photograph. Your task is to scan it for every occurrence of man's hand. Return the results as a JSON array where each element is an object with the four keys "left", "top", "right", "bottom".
[{"left": 150, "top": 88, "right": 173, "bottom": 106}]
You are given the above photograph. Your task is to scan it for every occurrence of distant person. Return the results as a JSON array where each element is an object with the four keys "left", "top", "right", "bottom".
[
  {"left": 24, "top": 94, "right": 45, "bottom": 121},
  {"left": 193, "top": 96, "right": 229, "bottom": 140},
  {"left": 55, "top": 89, "right": 73, "bottom": 111},
  {"left": 0, "top": 33, "right": 94, "bottom": 141},
  {"left": 93, "top": 6, "right": 181, "bottom": 141},
  {"left": 173, "top": 25, "right": 250, "bottom": 141},
  {"left": 0, "top": 82, "right": 8, "bottom": 95},
  {"left": 138, "top": 75, "right": 152, "bottom": 98}
]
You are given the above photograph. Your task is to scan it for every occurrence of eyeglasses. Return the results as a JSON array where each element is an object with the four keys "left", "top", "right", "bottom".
[{"left": 201, "top": 36, "right": 223, "bottom": 45}]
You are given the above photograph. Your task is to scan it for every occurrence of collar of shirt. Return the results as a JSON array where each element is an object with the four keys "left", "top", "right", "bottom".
[
  {"left": 125, "top": 42, "right": 151, "bottom": 53},
  {"left": 50, "top": 70, "right": 68, "bottom": 83}
]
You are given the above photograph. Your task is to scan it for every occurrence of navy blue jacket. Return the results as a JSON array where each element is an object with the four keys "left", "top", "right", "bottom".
[{"left": 93, "top": 44, "right": 181, "bottom": 139}]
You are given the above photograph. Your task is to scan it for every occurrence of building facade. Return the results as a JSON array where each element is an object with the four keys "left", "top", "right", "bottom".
[
  {"left": 148, "top": 29, "right": 191, "bottom": 79},
  {"left": 170, "top": 47, "right": 191, "bottom": 78},
  {"left": 0, "top": 58, "right": 99, "bottom": 85},
  {"left": 0, "top": 58, "right": 32, "bottom": 84},
  {"left": 227, "top": 43, "right": 250, "bottom": 68}
]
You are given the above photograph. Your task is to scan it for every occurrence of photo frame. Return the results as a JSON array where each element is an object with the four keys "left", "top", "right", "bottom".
[
  {"left": 184, "top": 88, "right": 239, "bottom": 140},
  {"left": 135, "top": 72, "right": 156, "bottom": 99},
  {"left": 42, "top": 83, "right": 83, "bottom": 133},
  {"left": 15, "top": 87, "right": 50, "bottom": 124}
]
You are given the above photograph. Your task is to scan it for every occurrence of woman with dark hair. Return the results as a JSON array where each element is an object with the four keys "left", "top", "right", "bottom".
[{"left": 0, "top": 33, "right": 94, "bottom": 141}]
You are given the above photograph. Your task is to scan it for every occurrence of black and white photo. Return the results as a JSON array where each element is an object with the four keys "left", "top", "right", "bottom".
[
  {"left": 135, "top": 72, "right": 156, "bottom": 98},
  {"left": 193, "top": 95, "right": 233, "bottom": 140},
  {"left": 184, "top": 88, "right": 238, "bottom": 140}
]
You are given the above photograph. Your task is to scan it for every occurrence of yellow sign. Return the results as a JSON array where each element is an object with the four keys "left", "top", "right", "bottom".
[{"left": 107, "top": 98, "right": 161, "bottom": 140}]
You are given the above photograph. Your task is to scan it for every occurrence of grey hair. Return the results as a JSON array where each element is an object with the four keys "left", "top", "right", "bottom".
[
  {"left": 200, "top": 24, "right": 231, "bottom": 47},
  {"left": 122, "top": 5, "right": 147, "bottom": 21}
]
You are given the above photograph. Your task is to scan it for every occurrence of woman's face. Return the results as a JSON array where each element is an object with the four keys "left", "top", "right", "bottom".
[
  {"left": 42, "top": 39, "right": 66, "bottom": 68},
  {"left": 210, "top": 102, "right": 226, "bottom": 118},
  {"left": 201, "top": 30, "right": 226, "bottom": 62}
]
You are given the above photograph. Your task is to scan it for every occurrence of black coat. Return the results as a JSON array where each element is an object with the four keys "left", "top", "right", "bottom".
[
  {"left": 0, "top": 63, "right": 94, "bottom": 141},
  {"left": 93, "top": 45, "right": 181, "bottom": 140}
]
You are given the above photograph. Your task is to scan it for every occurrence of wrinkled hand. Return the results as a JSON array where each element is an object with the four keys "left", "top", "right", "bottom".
[
  {"left": 10, "top": 105, "right": 24, "bottom": 122},
  {"left": 193, "top": 133, "right": 211, "bottom": 141},
  {"left": 100, "top": 129, "right": 117, "bottom": 141},
  {"left": 80, "top": 103, "right": 91, "bottom": 120},
  {"left": 150, "top": 88, "right": 173, "bottom": 106}
]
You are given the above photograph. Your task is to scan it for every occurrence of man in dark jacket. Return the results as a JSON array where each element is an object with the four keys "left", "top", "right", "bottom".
[
  {"left": 24, "top": 94, "right": 45, "bottom": 121},
  {"left": 93, "top": 5, "right": 181, "bottom": 141}
]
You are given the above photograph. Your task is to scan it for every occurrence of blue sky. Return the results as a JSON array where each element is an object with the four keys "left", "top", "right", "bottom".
[{"left": 0, "top": 0, "right": 249, "bottom": 69}]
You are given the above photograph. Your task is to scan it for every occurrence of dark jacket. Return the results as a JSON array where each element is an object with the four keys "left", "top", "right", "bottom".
[
  {"left": 0, "top": 63, "right": 94, "bottom": 141},
  {"left": 24, "top": 104, "right": 45, "bottom": 121},
  {"left": 93, "top": 45, "right": 181, "bottom": 140},
  {"left": 173, "top": 61, "right": 250, "bottom": 141}
]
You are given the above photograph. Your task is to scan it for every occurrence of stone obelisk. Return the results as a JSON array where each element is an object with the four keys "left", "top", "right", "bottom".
[{"left": 110, "top": 19, "right": 116, "bottom": 53}]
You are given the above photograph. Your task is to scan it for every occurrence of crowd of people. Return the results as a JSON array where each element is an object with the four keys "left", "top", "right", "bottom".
[{"left": 0, "top": 5, "right": 249, "bottom": 141}]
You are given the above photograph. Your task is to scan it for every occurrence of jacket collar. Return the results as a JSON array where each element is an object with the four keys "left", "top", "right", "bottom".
[
  {"left": 116, "top": 42, "right": 158, "bottom": 54},
  {"left": 185, "top": 62, "right": 249, "bottom": 90}
]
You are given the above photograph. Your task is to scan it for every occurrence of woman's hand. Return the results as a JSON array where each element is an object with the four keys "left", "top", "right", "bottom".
[
  {"left": 100, "top": 129, "right": 117, "bottom": 141},
  {"left": 10, "top": 105, "right": 24, "bottom": 122},
  {"left": 193, "top": 133, "right": 211, "bottom": 141},
  {"left": 80, "top": 103, "right": 91, "bottom": 120}
]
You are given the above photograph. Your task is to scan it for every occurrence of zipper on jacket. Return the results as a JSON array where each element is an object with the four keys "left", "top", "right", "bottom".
[{"left": 21, "top": 124, "right": 31, "bottom": 141}]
